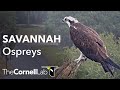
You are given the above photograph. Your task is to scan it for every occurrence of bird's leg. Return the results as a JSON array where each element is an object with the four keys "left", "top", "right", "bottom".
[
  {"left": 82, "top": 54, "right": 87, "bottom": 61},
  {"left": 74, "top": 51, "right": 83, "bottom": 63},
  {"left": 74, "top": 51, "right": 87, "bottom": 63}
]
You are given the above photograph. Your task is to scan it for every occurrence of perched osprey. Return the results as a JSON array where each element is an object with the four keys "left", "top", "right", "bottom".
[{"left": 62, "top": 16, "right": 120, "bottom": 75}]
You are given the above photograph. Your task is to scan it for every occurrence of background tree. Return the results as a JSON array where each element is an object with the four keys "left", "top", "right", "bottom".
[
  {"left": 0, "top": 11, "right": 17, "bottom": 67},
  {"left": 16, "top": 11, "right": 47, "bottom": 24}
]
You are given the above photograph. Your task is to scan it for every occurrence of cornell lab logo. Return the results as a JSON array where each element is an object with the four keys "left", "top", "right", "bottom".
[{"left": 41, "top": 66, "right": 59, "bottom": 77}]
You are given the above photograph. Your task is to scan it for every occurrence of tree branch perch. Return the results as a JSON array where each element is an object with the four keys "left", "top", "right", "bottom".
[{"left": 54, "top": 59, "right": 86, "bottom": 79}]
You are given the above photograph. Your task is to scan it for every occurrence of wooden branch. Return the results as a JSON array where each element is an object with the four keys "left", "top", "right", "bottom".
[{"left": 55, "top": 59, "right": 86, "bottom": 79}]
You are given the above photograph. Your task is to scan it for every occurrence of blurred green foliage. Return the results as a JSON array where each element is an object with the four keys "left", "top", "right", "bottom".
[{"left": 0, "top": 11, "right": 16, "bottom": 33}]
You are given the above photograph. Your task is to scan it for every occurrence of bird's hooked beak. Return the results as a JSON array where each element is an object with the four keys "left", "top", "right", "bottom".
[{"left": 62, "top": 19, "right": 65, "bottom": 23}]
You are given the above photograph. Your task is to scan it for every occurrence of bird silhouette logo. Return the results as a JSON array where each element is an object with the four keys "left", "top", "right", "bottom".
[{"left": 42, "top": 66, "right": 59, "bottom": 77}]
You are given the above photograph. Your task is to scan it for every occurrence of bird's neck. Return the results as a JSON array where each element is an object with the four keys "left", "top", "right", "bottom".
[
  {"left": 66, "top": 21, "right": 71, "bottom": 27},
  {"left": 70, "top": 22, "right": 86, "bottom": 31},
  {"left": 70, "top": 22, "right": 80, "bottom": 28}
]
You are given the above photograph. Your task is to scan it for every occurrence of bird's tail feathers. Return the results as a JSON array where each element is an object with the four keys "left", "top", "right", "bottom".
[
  {"left": 101, "top": 58, "right": 120, "bottom": 76},
  {"left": 105, "top": 58, "right": 120, "bottom": 70},
  {"left": 101, "top": 62, "right": 114, "bottom": 76}
]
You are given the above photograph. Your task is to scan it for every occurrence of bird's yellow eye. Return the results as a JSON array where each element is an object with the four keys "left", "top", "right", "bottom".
[{"left": 65, "top": 18, "right": 67, "bottom": 21}]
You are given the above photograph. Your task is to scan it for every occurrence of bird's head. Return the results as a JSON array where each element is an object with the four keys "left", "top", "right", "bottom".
[{"left": 62, "top": 16, "right": 79, "bottom": 27}]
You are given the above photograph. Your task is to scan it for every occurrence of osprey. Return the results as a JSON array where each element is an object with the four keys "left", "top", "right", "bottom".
[{"left": 62, "top": 16, "right": 120, "bottom": 75}]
